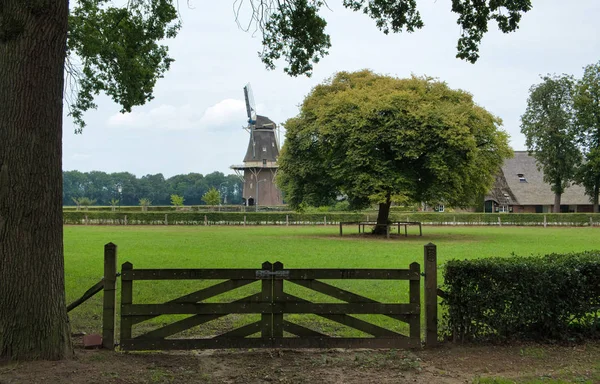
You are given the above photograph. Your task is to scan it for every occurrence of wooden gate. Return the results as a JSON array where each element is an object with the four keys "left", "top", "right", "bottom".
[{"left": 119, "top": 261, "right": 422, "bottom": 350}]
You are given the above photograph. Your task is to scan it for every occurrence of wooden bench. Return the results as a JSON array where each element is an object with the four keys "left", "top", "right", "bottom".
[{"left": 339, "top": 221, "right": 422, "bottom": 238}]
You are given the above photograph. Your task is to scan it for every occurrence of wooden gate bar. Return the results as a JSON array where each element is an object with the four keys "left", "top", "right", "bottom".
[
  {"left": 272, "top": 262, "right": 284, "bottom": 338},
  {"left": 260, "top": 262, "right": 273, "bottom": 338},
  {"left": 409, "top": 262, "right": 421, "bottom": 342},
  {"left": 131, "top": 279, "right": 256, "bottom": 325},
  {"left": 284, "top": 269, "right": 419, "bottom": 280},
  {"left": 289, "top": 279, "right": 412, "bottom": 323},
  {"left": 120, "top": 262, "right": 133, "bottom": 341},
  {"left": 123, "top": 268, "right": 262, "bottom": 280},
  {"left": 283, "top": 321, "right": 329, "bottom": 337},
  {"left": 214, "top": 321, "right": 262, "bottom": 338},
  {"left": 121, "top": 336, "right": 419, "bottom": 351},
  {"left": 135, "top": 293, "right": 262, "bottom": 339},
  {"left": 283, "top": 293, "right": 409, "bottom": 337}
]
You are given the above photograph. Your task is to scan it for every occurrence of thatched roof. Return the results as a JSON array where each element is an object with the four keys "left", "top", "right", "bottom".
[
  {"left": 486, "top": 151, "right": 589, "bottom": 205},
  {"left": 243, "top": 115, "right": 279, "bottom": 163}
]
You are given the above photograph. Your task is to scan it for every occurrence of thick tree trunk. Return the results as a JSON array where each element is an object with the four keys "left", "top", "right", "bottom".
[
  {"left": 553, "top": 192, "right": 561, "bottom": 213},
  {"left": 373, "top": 193, "right": 392, "bottom": 235},
  {"left": 0, "top": 0, "right": 72, "bottom": 360}
]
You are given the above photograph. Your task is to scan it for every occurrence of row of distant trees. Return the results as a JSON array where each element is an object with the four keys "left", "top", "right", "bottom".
[{"left": 63, "top": 171, "right": 243, "bottom": 206}]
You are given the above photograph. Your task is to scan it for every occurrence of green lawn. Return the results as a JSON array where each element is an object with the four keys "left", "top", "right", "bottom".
[{"left": 65, "top": 225, "right": 600, "bottom": 337}]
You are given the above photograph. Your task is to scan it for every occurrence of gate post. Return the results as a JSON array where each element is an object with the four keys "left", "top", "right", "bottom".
[
  {"left": 103, "top": 243, "right": 117, "bottom": 350},
  {"left": 424, "top": 243, "right": 438, "bottom": 347}
]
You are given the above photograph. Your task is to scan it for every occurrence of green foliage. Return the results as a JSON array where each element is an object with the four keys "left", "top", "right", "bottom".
[
  {"left": 442, "top": 251, "right": 600, "bottom": 341},
  {"left": 521, "top": 75, "right": 582, "bottom": 198},
  {"left": 71, "top": 196, "right": 96, "bottom": 210},
  {"left": 201, "top": 187, "right": 221, "bottom": 207},
  {"left": 109, "top": 198, "right": 119, "bottom": 207},
  {"left": 170, "top": 194, "right": 184, "bottom": 206},
  {"left": 66, "top": 0, "right": 180, "bottom": 131},
  {"left": 250, "top": 0, "right": 531, "bottom": 76},
  {"left": 138, "top": 198, "right": 151, "bottom": 212},
  {"left": 574, "top": 61, "right": 600, "bottom": 209},
  {"left": 278, "top": 70, "right": 512, "bottom": 224}
]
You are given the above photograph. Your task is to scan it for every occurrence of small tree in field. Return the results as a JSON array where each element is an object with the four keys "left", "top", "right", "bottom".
[
  {"left": 170, "top": 194, "right": 185, "bottom": 207},
  {"left": 202, "top": 188, "right": 221, "bottom": 211},
  {"left": 139, "top": 198, "right": 152, "bottom": 212},
  {"left": 109, "top": 198, "right": 119, "bottom": 212}
]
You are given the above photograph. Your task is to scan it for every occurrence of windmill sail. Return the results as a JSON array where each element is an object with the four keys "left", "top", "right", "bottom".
[{"left": 244, "top": 83, "right": 257, "bottom": 125}]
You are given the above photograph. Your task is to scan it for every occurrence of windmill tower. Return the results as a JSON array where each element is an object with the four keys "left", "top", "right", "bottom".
[{"left": 230, "top": 84, "right": 283, "bottom": 208}]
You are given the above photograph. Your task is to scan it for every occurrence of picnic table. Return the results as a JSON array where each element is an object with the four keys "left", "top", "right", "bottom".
[{"left": 339, "top": 221, "right": 422, "bottom": 238}]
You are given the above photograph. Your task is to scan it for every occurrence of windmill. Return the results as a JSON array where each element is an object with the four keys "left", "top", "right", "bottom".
[{"left": 231, "top": 84, "right": 283, "bottom": 209}]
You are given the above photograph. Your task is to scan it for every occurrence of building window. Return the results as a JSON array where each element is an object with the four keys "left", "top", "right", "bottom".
[
  {"left": 517, "top": 173, "right": 527, "bottom": 182},
  {"left": 262, "top": 146, "right": 267, "bottom": 152},
  {"left": 262, "top": 159, "right": 267, "bottom": 166},
  {"left": 250, "top": 183, "right": 253, "bottom": 189},
  {"left": 434, "top": 204, "right": 444, "bottom": 212}
]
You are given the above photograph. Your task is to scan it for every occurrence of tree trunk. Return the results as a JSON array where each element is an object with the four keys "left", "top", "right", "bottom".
[
  {"left": 373, "top": 193, "right": 392, "bottom": 235},
  {"left": 594, "top": 181, "right": 599, "bottom": 214},
  {"left": 0, "top": 0, "right": 72, "bottom": 360},
  {"left": 553, "top": 192, "right": 561, "bottom": 213}
]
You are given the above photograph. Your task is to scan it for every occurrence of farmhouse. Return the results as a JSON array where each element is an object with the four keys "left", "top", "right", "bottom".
[{"left": 485, "top": 151, "right": 595, "bottom": 213}]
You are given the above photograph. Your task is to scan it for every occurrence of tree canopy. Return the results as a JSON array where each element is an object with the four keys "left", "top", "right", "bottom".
[
  {"left": 574, "top": 61, "right": 600, "bottom": 212},
  {"left": 277, "top": 70, "right": 512, "bottom": 230},
  {"left": 520, "top": 75, "right": 582, "bottom": 212}
]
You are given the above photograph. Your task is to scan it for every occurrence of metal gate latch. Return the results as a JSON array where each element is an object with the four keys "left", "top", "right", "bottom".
[{"left": 255, "top": 270, "right": 290, "bottom": 279}]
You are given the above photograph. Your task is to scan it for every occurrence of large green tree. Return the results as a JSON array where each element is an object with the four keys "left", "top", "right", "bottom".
[
  {"left": 277, "top": 70, "right": 512, "bottom": 232},
  {"left": 1, "top": 0, "right": 533, "bottom": 360},
  {"left": 574, "top": 61, "right": 600, "bottom": 213},
  {"left": 520, "top": 75, "right": 582, "bottom": 213}
]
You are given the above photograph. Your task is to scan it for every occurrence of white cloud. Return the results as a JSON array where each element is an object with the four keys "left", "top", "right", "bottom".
[{"left": 107, "top": 99, "right": 246, "bottom": 131}]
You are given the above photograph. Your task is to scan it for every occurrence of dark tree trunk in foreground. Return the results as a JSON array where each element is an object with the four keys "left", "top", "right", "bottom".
[
  {"left": 553, "top": 191, "right": 561, "bottom": 213},
  {"left": 373, "top": 193, "right": 392, "bottom": 235},
  {"left": 0, "top": 0, "right": 72, "bottom": 360}
]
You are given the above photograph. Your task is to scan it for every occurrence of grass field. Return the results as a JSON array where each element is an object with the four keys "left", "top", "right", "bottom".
[{"left": 65, "top": 225, "right": 600, "bottom": 338}]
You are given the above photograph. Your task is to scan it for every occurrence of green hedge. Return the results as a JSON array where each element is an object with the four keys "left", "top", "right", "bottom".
[
  {"left": 442, "top": 251, "right": 600, "bottom": 341},
  {"left": 62, "top": 211, "right": 600, "bottom": 226},
  {"left": 62, "top": 211, "right": 368, "bottom": 225}
]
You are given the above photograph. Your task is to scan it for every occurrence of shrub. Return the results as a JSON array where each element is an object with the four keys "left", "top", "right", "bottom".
[{"left": 442, "top": 251, "right": 600, "bottom": 342}]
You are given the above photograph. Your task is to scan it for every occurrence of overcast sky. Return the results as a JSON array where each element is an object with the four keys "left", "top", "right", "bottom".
[{"left": 62, "top": 0, "right": 600, "bottom": 178}]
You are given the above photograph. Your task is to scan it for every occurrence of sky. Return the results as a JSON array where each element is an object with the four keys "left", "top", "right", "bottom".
[{"left": 62, "top": 0, "right": 600, "bottom": 178}]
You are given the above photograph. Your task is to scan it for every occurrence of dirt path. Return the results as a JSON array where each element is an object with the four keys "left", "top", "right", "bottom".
[{"left": 1, "top": 341, "right": 599, "bottom": 383}]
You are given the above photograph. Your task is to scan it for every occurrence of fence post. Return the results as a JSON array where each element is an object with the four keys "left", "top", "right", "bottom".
[
  {"left": 544, "top": 214, "right": 547, "bottom": 228},
  {"left": 498, "top": 216, "right": 501, "bottom": 227},
  {"left": 120, "top": 261, "right": 133, "bottom": 346},
  {"left": 165, "top": 214, "right": 168, "bottom": 226},
  {"left": 339, "top": 222, "right": 343, "bottom": 236},
  {"left": 102, "top": 243, "right": 117, "bottom": 350},
  {"left": 286, "top": 215, "right": 289, "bottom": 226},
  {"left": 244, "top": 215, "right": 247, "bottom": 226},
  {"left": 409, "top": 262, "right": 421, "bottom": 347},
  {"left": 124, "top": 215, "right": 128, "bottom": 225},
  {"left": 204, "top": 215, "right": 208, "bottom": 226},
  {"left": 85, "top": 214, "right": 88, "bottom": 225},
  {"left": 424, "top": 243, "right": 438, "bottom": 347}
]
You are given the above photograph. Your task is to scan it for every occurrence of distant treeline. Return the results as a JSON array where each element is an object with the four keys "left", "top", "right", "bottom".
[{"left": 63, "top": 170, "right": 243, "bottom": 206}]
